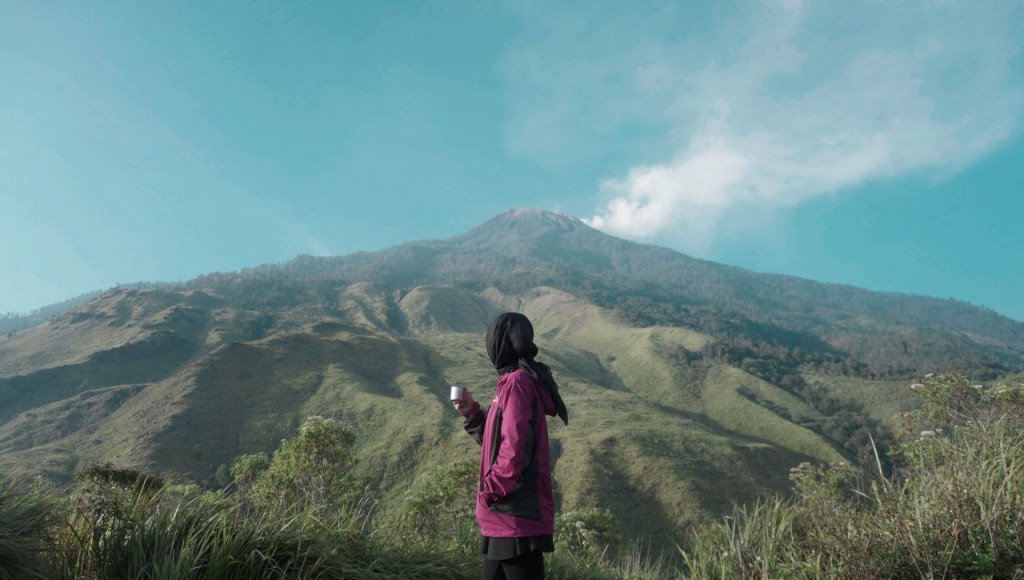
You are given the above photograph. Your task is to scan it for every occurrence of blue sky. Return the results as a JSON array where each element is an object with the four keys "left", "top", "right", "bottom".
[{"left": 1, "top": 1, "right": 1022, "bottom": 320}]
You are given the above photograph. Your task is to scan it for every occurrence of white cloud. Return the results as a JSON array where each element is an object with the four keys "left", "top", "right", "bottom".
[{"left": 503, "top": 0, "right": 1023, "bottom": 244}]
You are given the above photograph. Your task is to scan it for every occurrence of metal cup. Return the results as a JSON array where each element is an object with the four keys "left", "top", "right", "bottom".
[{"left": 450, "top": 385, "right": 466, "bottom": 402}]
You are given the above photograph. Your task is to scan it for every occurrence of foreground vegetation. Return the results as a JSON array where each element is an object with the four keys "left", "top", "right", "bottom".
[
  {"left": 2, "top": 373, "right": 1022, "bottom": 578},
  {"left": 682, "top": 372, "right": 1024, "bottom": 578},
  {"left": 0, "top": 416, "right": 656, "bottom": 579}
]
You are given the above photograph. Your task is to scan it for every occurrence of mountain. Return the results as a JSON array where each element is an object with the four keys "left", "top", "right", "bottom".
[
  {"left": 195, "top": 208, "right": 1024, "bottom": 376},
  {"left": 1, "top": 208, "right": 1021, "bottom": 546}
]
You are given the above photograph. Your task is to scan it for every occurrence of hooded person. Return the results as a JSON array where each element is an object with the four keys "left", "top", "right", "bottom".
[{"left": 453, "top": 312, "right": 568, "bottom": 580}]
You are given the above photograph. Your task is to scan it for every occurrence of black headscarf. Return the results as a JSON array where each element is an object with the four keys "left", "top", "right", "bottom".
[{"left": 486, "top": 312, "right": 568, "bottom": 425}]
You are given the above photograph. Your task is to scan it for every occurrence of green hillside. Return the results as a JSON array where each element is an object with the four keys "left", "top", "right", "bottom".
[{"left": 2, "top": 209, "right": 1022, "bottom": 547}]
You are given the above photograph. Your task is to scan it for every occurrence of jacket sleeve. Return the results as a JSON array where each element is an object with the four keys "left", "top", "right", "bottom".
[
  {"left": 462, "top": 402, "right": 486, "bottom": 447},
  {"left": 480, "top": 374, "right": 535, "bottom": 503}
]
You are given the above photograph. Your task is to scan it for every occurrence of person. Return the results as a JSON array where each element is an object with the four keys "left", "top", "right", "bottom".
[{"left": 453, "top": 312, "right": 569, "bottom": 580}]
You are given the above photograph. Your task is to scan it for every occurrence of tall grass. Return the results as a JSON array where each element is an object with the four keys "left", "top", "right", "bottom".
[
  {"left": 680, "top": 372, "right": 1024, "bottom": 579},
  {"left": 36, "top": 482, "right": 477, "bottom": 579},
  {"left": 0, "top": 479, "right": 55, "bottom": 580},
  {"left": 18, "top": 475, "right": 664, "bottom": 579},
  {"left": 0, "top": 417, "right": 482, "bottom": 579}
]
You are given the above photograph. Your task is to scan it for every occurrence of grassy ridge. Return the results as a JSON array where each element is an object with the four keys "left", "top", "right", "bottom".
[
  {"left": 803, "top": 371, "right": 918, "bottom": 430},
  {"left": 700, "top": 366, "right": 841, "bottom": 462}
]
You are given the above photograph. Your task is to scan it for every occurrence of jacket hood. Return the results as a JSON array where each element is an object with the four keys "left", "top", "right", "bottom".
[
  {"left": 534, "top": 372, "right": 557, "bottom": 417},
  {"left": 487, "top": 312, "right": 569, "bottom": 425}
]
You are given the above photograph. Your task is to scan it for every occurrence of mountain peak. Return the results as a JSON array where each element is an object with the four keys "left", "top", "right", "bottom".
[
  {"left": 451, "top": 208, "right": 600, "bottom": 253},
  {"left": 495, "top": 207, "right": 585, "bottom": 226},
  {"left": 462, "top": 207, "right": 590, "bottom": 234}
]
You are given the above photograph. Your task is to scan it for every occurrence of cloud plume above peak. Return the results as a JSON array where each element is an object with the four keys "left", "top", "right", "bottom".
[{"left": 503, "top": 0, "right": 1023, "bottom": 245}]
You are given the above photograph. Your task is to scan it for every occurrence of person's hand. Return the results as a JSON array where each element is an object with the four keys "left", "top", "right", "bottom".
[{"left": 452, "top": 390, "right": 476, "bottom": 415}]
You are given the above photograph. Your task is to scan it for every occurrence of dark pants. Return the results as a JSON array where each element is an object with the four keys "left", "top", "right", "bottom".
[{"left": 481, "top": 551, "right": 545, "bottom": 580}]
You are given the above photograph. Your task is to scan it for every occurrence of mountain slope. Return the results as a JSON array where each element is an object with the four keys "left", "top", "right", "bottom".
[
  {"left": 1, "top": 208, "right": 1021, "bottom": 546},
  {"left": 191, "top": 209, "right": 1023, "bottom": 377}
]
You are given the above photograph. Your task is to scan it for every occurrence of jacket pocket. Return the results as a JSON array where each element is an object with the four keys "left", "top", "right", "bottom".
[
  {"left": 488, "top": 479, "right": 543, "bottom": 521},
  {"left": 481, "top": 407, "right": 503, "bottom": 491},
  {"left": 488, "top": 483, "right": 520, "bottom": 515}
]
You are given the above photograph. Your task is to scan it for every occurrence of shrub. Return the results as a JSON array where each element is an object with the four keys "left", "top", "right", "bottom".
[
  {"left": 232, "top": 416, "right": 363, "bottom": 525},
  {"left": 228, "top": 452, "right": 270, "bottom": 500},
  {"left": 549, "top": 506, "right": 673, "bottom": 580},
  {"left": 555, "top": 507, "right": 617, "bottom": 559},
  {"left": 41, "top": 437, "right": 470, "bottom": 578},
  {"left": 680, "top": 372, "right": 1024, "bottom": 579},
  {"left": 399, "top": 459, "right": 478, "bottom": 553}
]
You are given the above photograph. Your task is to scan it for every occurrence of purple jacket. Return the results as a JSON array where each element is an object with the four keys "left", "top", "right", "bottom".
[{"left": 463, "top": 368, "right": 556, "bottom": 538}]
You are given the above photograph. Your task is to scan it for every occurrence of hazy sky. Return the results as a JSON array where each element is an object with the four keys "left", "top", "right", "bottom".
[{"left": 2, "top": 1, "right": 1022, "bottom": 320}]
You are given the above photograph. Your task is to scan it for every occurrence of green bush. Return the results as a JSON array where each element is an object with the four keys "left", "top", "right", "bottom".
[
  {"left": 679, "top": 372, "right": 1024, "bottom": 579},
  {"left": 399, "top": 459, "right": 478, "bottom": 553},
  {"left": 23, "top": 418, "right": 479, "bottom": 579},
  {"left": 547, "top": 507, "right": 676, "bottom": 580},
  {"left": 228, "top": 452, "right": 270, "bottom": 500},
  {"left": 232, "top": 416, "right": 363, "bottom": 525},
  {"left": 555, "top": 507, "right": 616, "bottom": 559}
]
